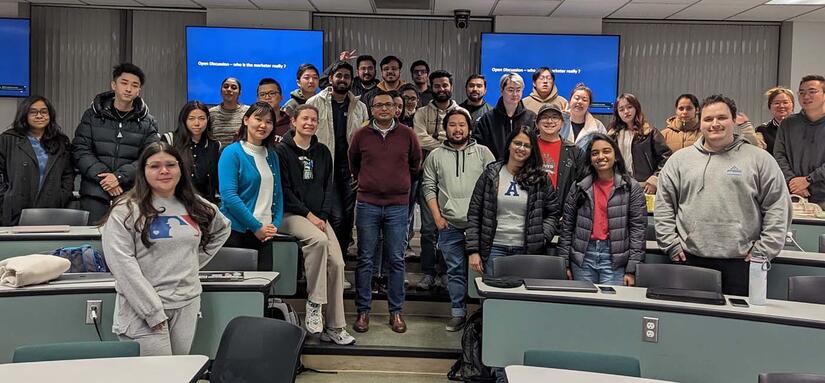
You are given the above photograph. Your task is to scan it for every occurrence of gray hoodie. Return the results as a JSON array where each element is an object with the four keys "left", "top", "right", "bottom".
[
  {"left": 422, "top": 139, "right": 495, "bottom": 229},
  {"left": 655, "top": 135, "right": 791, "bottom": 260}
]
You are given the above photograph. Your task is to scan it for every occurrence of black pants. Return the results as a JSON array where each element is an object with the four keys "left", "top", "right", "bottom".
[
  {"left": 80, "top": 196, "right": 112, "bottom": 225},
  {"left": 224, "top": 230, "right": 274, "bottom": 271},
  {"left": 685, "top": 253, "right": 749, "bottom": 296},
  {"left": 330, "top": 172, "right": 356, "bottom": 254}
]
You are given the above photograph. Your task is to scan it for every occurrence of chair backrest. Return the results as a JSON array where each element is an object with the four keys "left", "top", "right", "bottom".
[
  {"left": 210, "top": 316, "right": 306, "bottom": 383},
  {"left": 819, "top": 234, "right": 825, "bottom": 253},
  {"left": 523, "top": 349, "right": 641, "bottom": 377},
  {"left": 645, "top": 224, "right": 657, "bottom": 241},
  {"left": 788, "top": 276, "right": 825, "bottom": 304},
  {"left": 493, "top": 255, "right": 566, "bottom": 280},
  {"left": 760, "top": 373, "right": 825, "bottom": 383},
  {"left": 13, "top": 341, "right": 139, "bottom": 363},
  {"left": 202, "top": 247, "right": 258, "bottom": 271},
  {"left": 635, "top": 263, "right": 722, "bottom": 293},
  {"left": 19, "top": 208, "right": 89, "bottom": 226}
]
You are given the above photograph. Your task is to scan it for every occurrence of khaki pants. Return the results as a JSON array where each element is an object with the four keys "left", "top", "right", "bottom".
[{"left": 282, "top": 213, "right": 346, "bottom": 328}]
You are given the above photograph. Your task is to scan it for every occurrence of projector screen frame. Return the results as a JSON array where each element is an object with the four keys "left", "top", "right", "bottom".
[{"left": 0, "top": 17, "right": 31, "bottom": 99}]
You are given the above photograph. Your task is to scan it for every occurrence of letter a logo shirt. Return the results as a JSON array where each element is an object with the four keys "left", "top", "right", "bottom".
[{"left": 493, "top": 166, "right": 528, "bottom": 247}]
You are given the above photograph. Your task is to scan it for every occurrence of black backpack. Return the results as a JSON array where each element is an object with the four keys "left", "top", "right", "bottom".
[{"left": 447, "top": 308, "right": 496, "bottom": 382}]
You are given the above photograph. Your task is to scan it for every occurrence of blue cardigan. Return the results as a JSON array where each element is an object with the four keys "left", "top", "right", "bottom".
[{"left": 218, "top": 141, "right": 283, "bottom": 233}]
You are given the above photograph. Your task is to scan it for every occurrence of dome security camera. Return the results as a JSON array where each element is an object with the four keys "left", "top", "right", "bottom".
[{"left": 454, "top": 9, "right": 470, "bottom": 29}]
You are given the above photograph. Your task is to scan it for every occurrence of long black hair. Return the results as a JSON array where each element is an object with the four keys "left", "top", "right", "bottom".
[
  {"left": 502, "top": 126, "right": 547, "bottom": 190},
  {"left": 236, "top": 102, "right": 278, "bottom": 145},
  {"left": 584, "top": 133, "right": 633, "bottom": 185},
  {"left": 12, "top": 95, "right": 70, "bottom": 154},
  {"left": 172, "top": 101, "right": 213, "bottom": 166},
  {"left": 101, "top": 141, "right": 218, "bottom": 250}
]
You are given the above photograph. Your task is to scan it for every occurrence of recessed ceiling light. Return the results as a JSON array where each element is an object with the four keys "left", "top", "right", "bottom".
[{"left": 766, "top": 0, "right": 825, "bottom": 5}]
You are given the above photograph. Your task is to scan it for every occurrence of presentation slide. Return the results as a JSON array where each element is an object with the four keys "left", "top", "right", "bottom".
[
  {"left": 186, "top": 27, "right": 323, "bottom": 107},
  {"left": 480, "top": 33, "right": 620, "bottom": 114},
  {"left": 0, "top": 18, "right": 30, "bottom": 98}
]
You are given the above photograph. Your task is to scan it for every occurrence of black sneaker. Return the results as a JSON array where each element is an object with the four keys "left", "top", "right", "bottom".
[{"left": 445, "top": 316, "right": 466, "bottom": 332}]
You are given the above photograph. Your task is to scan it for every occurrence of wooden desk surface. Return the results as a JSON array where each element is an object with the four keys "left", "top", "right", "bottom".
[
  {"left": 0, "top": 226, "right": 101, "bottom": 240},
  {"left": 0, "top": 355, "right": 208, "bottom": 382},
  {"left": 505, "top": 366, "right": 676, "bottom": 383}
]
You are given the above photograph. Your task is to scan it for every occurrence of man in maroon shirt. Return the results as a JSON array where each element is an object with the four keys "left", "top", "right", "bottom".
[{"left": 349, "top": 90, "right": 422, "bottom": 334}]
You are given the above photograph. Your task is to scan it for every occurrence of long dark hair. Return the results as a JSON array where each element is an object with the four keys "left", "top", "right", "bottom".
[
  {"left": 173, "top": 101, "right": 213, "bottom": 167},
  {"left": 237, "top": 102, "right": 278, "bottom": 145},
  {"left": 101, "top": 141, "right": 218, "bottom": 250},
  {"left": 584, "top": 133, "right": 633, "bottom": 185},
  {"left": 502, "top": 126, "right": 546, "bottom": 189},
  {"left": 13, "top": 95, "right": 70, "bottom": 154},
  {"left": 607, "top": 93, "right": 653, "bottom": 136}
]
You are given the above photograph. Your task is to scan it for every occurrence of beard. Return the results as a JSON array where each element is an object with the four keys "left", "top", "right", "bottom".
[
  {"left": 434, "top": 91, "right": 452, "bottom": 103},
  {"left": 467, "top": 92, "right": 483, "bottom": 102},
  {"left": 448, "top": 135, "right": 469, "bottom": 146},
  {"left": 332, "top": 81, "right": 350, "bottom": 95}
]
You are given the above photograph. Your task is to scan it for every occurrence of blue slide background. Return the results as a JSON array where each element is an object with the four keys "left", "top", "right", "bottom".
[
  {"left": 0, "top": 18, "right": 30, "bottom": 98},
  {"left": 480, "top": 33, "right": 619, "bottom": 114},
  {"left": 187, "top": 27, "right": 323, "bottom": 106}
]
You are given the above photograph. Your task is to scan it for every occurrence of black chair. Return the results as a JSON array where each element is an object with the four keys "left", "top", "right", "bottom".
[
  {"left": 645, "top": 224, "right": 657, "bottom": 241},
  {"left": 493, "top": 255, "right": 566, "bottom": 280},
  {"left": 635, "top": 263, "right": 722, "bottom": 293},
  {"left": 208, "top": 316, "right": 306, "bottom": 383},
  {"left": 788, "top": 276, "right": 825, "bottom": 304},
  {"left": 18, "top": 208, "right": 89, "bottom": 226},
  {"left": 202, "top": 247, "right": 258, "bottom": 271},
  {"left": 759, "top": 373, "right": 825, "bottom": 383},
  {"left": 819, "top": 234, "right": 825, "bottom": 253}
]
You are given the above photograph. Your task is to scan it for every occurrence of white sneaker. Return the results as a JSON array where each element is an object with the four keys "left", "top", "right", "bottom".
[
  {"left": 343, "top": 280, "right": 352, "bottom": 289},
  {"left": 320, "top": 327, "right": 356, "bottom": 345},
  {"left": 305, "top": 301, "right": 323, "bottom": 335}
]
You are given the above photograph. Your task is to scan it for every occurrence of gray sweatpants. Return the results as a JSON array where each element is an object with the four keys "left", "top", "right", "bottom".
[{"left": 116, "top": 299, "right": 200, "bottom": 356}]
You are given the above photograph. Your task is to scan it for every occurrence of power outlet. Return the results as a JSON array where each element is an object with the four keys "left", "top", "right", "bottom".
[
  {"left": 85, "top": 300, "right": 102, "bottom": 325},
  {"left": 642, "top": 317, "right": 659, "bottom": 343}
]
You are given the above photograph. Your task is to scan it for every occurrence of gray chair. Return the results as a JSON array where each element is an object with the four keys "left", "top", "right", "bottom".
[
  {"left": 788, "top": 276, "right": 825, "bottom": 304},
  {"left": 759, "top": 373, "right": 825, "bottom": 383},
  {"left": 202, "top": 247, "right": 258, "bottom": 271},
  {"left": 493, "top": 255, "right": 566, "bottom": 280},
  {"left": 635, "top": 263, "right": 722, "bottom": 293},
  {"left": 18, "top": 208, "right": 89, "bottom": 226},
  {"left": 819, "top": 234, "right": 825, "bottom": 253}
]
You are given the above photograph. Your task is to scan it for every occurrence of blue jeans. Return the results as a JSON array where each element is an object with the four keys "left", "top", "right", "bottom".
[
  {"left": 571, "top": 239, "right": 625, "bottom": 285},
  {"left": 484, "top": 244, "right": 525, "bottom": 277},
  {"left": 356, "top": 202, "right": 409, "bottom": 314},
  {"left": 439, "top": 226, "right": 467, "bottom": 317}
]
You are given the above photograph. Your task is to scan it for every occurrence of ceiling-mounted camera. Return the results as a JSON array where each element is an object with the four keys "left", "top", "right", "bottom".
[{"left": 454, "top": 9, "right": 470, "bottom": 29}]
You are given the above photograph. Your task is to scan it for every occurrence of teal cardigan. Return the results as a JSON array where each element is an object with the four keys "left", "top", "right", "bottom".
[{"left": 218, "top": 141, "right": 283, "bottom": 233}]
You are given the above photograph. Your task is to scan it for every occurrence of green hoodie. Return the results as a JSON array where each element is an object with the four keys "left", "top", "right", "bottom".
[
  {"left": 655, "top": 134, "right": 792, "bottom": 260},
  {"left": 422, "top": 139, "right": 495, "bottom": 229}
]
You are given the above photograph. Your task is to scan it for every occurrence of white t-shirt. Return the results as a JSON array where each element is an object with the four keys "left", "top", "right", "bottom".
[{"left": 241, "top": 141, "right": 273, "bottom": 226}]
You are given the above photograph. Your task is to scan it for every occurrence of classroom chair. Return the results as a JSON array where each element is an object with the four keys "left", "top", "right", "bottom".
[
  {"left": 635, "top": 263, "right": 722, "bottom": 293},
  {"left": 18, "top": 208, "right": 90, "bottom": 226},
  {"left": 493, "top": 254, "right": 566, "bottom": 280}
]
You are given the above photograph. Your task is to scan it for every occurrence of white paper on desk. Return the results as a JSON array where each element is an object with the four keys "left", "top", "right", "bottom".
[
  {"left": 0, "top": 255, "right": 70, "bottom": 287},
  {"left": 10, "top": 225, "right": 71, "bottom": 234}
]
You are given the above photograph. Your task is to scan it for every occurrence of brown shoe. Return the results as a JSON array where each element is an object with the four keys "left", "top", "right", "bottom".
[
  {"left": 389, "top": 313, "right": 407, "bottom": 333},
  {"left": 353, "top": 312, "right": 369, "bottom": 333}
]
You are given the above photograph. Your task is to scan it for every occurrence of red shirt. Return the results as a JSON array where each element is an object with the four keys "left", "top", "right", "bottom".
[
  {"left": 537, "top": 137, "right": 562, "bottom": 187},
  {"left": 591, "top": 178, "right": 614, "bottom": 240}
]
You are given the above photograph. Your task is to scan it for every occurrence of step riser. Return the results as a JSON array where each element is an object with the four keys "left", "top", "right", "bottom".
[{"left": 302, "top": 355, "right": 454, "bottom": 375}]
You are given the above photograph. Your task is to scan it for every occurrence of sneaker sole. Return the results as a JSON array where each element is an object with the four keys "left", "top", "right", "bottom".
[{"left": 320, "top": 334, "right": 356, "bottom": 345}]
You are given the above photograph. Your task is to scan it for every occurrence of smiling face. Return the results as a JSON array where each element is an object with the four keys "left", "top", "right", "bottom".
[
  {"left": 769, "top": 92, "right": 793, "bottom": 122},
  {"left": 243, "top": 111, "right": 274, "bottom": 146},
  {"left": 292, "top": 108, "right": 318, "bottom": 138},
  {"left": 798, "top": 80, "right": 824, "bottom": 115},
  {"left": 111, "top": 72, "right": 141, "bottom": 106},
  {"left": 27, "top": 100, "right": 50, "bottom": 131},
  {"left": 331, "top": 68, "right": 353, "bottom": 95},
  {"left": 590, "top": 139, "right": 616, "bottom": 175},
  {"left": 675, "top": 97, "right": 697, "bottom": 122},
  {"left": 466, "top": 78, "right": 486, "bottom": 102},
  {"left": 537, "top": 110, "right": 563, "bottom": 139},
  {"left": 371, "top": 94, "right": 396, "bottom": 124},
  {"left": 570, "top": 90, "right": 591, "bottom": 118},
  {"left": 432, "top": 77, "right": 452, "bottom": 103},
  {"left": 381, "top": 61, "right": 401, "bottom": 84},
  {"left": 220, "top": 78, "right": 240, "bottom": 104},
  {"left": 700, "top": 102, "right": 736, "bottom": 150},
  {"left": 186, "top": 109, "right": 208, "bottom": 140},
  {"left": 616, "top": 98, "right": 637, "bottom": 126},
  {"left": 358, "top": 60, "right": 375, "bottom": 82},
  {"left": 508, "top": 132, "right": 532, "bottom": 165},
  {"left": 144, "top": 151, "right": 181, "bottom": 198},
  {"left": 446, "top": 113, "right": 470, "bottom": 146}
]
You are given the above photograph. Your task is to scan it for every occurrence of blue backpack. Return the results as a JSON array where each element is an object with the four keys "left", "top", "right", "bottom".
[{"left": 52, "top": 245, "right": 108, "bottom": 273}]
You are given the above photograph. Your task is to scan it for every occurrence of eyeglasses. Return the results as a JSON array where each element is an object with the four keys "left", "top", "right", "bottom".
[
  {"left": 504, "top": 87, "right": 523, "bottom": 95},
  {"left": 512, "top": 141, "right": 532, "bottom": 149},
  {"left": 28, "top": 109, "right": 49, "bottom": 117},
  {"left": 145, "top": 161, "right": 179, "bottom": 171},
  {"left": 258, "top": 91, "right": 280, "bottom": 98},
  {"left": 372, "top": 102, "right": 396, "bottom": 110},
  {"left": 412, "top": 70, "right": 428, "bottom": 75},
  {"left": 799, "top": 89, "right": 822, "bottom": 97},
  {"left": 540, "top": 116, "right": 563, "bottom": 123}
]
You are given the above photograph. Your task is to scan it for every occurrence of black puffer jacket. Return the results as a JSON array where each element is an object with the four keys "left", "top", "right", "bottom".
[
  {"left": 558, "top": 173, "right": 647, "bottom": 273},
  {"left": 607, "top": 126, "right": 671, "bottom": 184},
  {"left": 465, "top": 161, "right": 560, "bottom": 263},
  {"left": 72, "top": 91, "right": 159, "bottom": 201},
  {"left": 473, "top": 98, "right": 537, "bottom": 160}
]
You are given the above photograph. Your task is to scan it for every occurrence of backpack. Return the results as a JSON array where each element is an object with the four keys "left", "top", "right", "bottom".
[
  {"left": 265, "top": 296, "right": 302, "bottom": 328},
  {"left": 52, "top": 245, "right": 108, "bottom": 273},
  {"left": 447, "top": 308, "right": 496, "bottom": 382}
]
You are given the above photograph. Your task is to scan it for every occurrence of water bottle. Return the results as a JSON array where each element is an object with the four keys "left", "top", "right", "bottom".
[{"left": 748, "top": 256, "right": 770, "bottom": 306}]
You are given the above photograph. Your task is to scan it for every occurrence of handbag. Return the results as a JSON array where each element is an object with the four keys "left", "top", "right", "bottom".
[{"left": 790, "top": 194, "right": 823, "bottom": 218}]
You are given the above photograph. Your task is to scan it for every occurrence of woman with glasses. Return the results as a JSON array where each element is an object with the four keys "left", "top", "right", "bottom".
[
  {"left": 757, "top": 87, "right": 795, "bottom": 155},
  {"left": 0, "top": 95, "right": 74, "bottom": 225},
  {"left": 101, "top": 141, "right": 231, "bottom": 356},
  {"left": 466, "top": 126, "right": 560, "bottom": 277},
  {"left": 210, "top": 77, "right": 249, "bottom": 146},
  {"left": 161, "top": 101, "right": 220, "bottom": 203}
]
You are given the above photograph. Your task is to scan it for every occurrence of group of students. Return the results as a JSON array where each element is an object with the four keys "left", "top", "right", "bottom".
[{"left": 1, "top": 54, "right": 823, "bottom": 357}]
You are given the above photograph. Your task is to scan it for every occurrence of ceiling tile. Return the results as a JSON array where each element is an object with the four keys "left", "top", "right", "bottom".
[
  {"left": 728, "top": 4, "right": 820, "bottom": 20},
  {"left": 434, "top": 0, "right": 496, "bottom": 16},
  {"left": 310, "top": 0, "right": 373, "bottom": 13},
  {"left": 669, "top": 1, "right": 756, "bottom": 19},
  {"left": 196, "top": 0, "right": 257, "bottom": 9},
  {"left": 551, "top": 0, "right": 627, "bottom": 18},
  {"left": 138, "top": 0, "right": 202, "bottom": 7},
  {"left": 609, "top": 3, "right": 688, "bottom": 18},
  {"left": 82, "top": 0, "right": 143, "bottom": 5},
  {"left": 493, "top": 0, "right": 562, "bottom": 16},
  {"left": 792, "top": 5, "right": 825, "bottom": 20},
  {"left": 250, "top": 0, "right": 313, "bottom": 10}
]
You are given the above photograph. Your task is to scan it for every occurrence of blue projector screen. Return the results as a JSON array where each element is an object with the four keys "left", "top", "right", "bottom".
[
  {"left": 186, "top": 27, "right": 323, "bottom": 107},
  {"left": 0, "top": 18, "right": 30, "bottom": 98},
  {"left": 480, "top": 33, "right": 620, "bottom": 114}
]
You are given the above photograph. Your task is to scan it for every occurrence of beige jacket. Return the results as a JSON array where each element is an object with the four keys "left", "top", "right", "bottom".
[
  {"left": 306, "top": 87, "right": 369, "bottom": 166},
  {"left": 522, "top": 88, "right": 569, "bottom": 114},
  {"left": 413, "top": 100, "right": 469, "bottom": 152}
]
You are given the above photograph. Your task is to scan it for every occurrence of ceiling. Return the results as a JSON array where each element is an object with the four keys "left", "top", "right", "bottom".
[{"left": 8, "top": 0, "right": 825, "bottom": 21}]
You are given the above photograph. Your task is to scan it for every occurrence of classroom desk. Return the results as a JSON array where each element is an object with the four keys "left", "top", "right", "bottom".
[
  {"left": 0, "top": 271, "right": 277, "bottom": 364},
  {"left": 0, "top": 355, "right": 208, "bottom": 382},
  {"left": 0, "top": 226, "right": 299, "bottom": 296},
  {"left": 505, "top": 365, "right": 676, "bottom": 383},
  {"left": 477, "top": 278, "right": 825, "bottom": 383}
]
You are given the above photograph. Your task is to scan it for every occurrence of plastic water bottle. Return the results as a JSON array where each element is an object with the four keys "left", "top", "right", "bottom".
[{"left": 748, "top": 256, "right": 769, "bottom": 306}]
